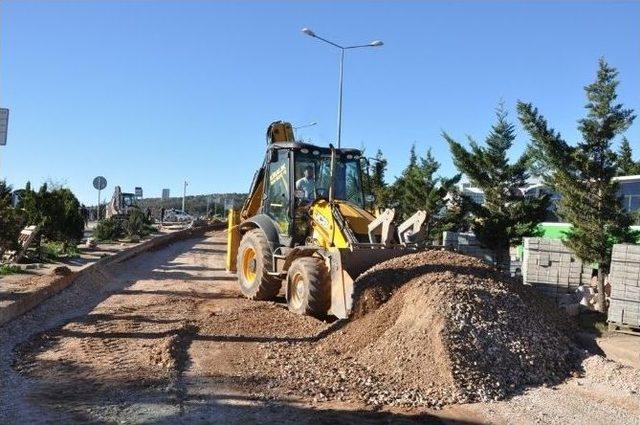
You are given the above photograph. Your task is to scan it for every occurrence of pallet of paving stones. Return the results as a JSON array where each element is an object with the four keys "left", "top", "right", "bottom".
[
  {"left": 608, "top": 298, "right": 640, "bottom": 328},
  {"left": 523, "top": 238, "right": 592, "bottom": 293},
  {"left": 607, "top": 244, "right": 640, "bottom": 329},
  {"left": 610, "top": 284, "right": 640, "bottom": 301}
]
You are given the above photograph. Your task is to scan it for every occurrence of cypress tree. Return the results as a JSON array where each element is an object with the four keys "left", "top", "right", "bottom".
[
  {"left": 518, "top": 59, "right": 637, "bottom": 312},
  {"left": 444, "top": 105, "right": 549, "bottom": 271}
]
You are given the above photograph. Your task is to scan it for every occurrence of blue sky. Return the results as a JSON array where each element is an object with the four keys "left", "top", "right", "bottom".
[{"left": 1, "top": 1, "right": 639, "bottom": 204}]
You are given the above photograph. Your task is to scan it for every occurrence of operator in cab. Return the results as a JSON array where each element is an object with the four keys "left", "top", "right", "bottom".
[{"left": 296, "top": 165, "right": 316, "bottom": 202}]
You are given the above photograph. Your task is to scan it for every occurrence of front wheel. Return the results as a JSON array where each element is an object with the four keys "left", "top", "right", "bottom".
[
  {"left": 237, "top": 229, "right": 281, "bottom": 300},
  {"left": 286, "top": 257, "right": 330, "bottom": 317}
]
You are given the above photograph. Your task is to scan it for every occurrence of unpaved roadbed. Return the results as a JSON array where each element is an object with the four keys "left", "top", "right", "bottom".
[{"left": 1, "top": 231, "right": 638, "bottom": 424}]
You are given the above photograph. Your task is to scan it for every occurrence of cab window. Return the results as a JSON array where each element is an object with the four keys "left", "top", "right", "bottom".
[{"left": 295, "top": 152, "right": 364, "bottom": 207}]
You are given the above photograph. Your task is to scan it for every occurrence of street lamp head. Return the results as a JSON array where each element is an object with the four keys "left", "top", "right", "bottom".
[
  {"left": 301, "top": 27, "right": 316, "bottom": 37},
  {"left": 370, "top": 40, "right": 384, "bottom": 47}
]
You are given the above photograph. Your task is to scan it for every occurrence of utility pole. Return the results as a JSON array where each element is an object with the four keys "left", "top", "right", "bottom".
[{"left": 182, "top": 180, "right": 188, "bottom": 213}]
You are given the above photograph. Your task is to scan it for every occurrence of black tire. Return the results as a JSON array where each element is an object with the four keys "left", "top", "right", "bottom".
[
  {"left": 286, "top": 257, "right": 330, "bottom": 317},
  {"left": 237, "top": 229, "right": 281, "bottom": 300}
]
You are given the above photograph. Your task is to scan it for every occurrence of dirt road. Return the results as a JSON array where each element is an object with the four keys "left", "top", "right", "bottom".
[{"left": 1, "top": 232, "right": 637, "bottom": 424}]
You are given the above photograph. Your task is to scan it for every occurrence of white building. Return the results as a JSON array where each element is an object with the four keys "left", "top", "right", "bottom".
[{"left": 459, "top": 174, "right": 640, "bottom": 220}]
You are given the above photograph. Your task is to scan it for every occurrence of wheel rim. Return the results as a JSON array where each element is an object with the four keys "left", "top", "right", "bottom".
[
  {"left": 241, "top": 247, "right": 257, "bottom": 284},
  {"left": 289, "top": 272, "right": 305, "bottom": 310}
]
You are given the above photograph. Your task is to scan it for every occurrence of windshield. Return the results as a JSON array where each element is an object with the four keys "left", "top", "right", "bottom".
[
  {"left": 122, "top": 194, "right": 136, "bottom": 208},
  {"left": 294, "top": 152, "right": 364, "bottom": 207}
]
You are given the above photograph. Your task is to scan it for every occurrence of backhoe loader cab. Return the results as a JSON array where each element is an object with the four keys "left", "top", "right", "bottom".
[
  {"left": 106, "top": 186, "right": 138, "bottom": 219},
  {"left": 261, "top": 142, "right": 367, "bottom": 242},
  {"left": 227, "top": 121, "right": 428, "bottom": 319}
]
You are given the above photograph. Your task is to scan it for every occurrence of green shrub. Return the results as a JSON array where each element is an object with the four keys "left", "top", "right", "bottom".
[
  {"left": 18, "top": 182, "right": 85, "bottom": 248},
  {"left": 94, "top": 218, "right": 125, "bottom": 241},
  {"left": 94, "top": 210, "right": 154, "bottom": 242},
  {"left": 0, "top": 180, "right": 23, "bottom": 256},
  {"left": 41, "top": 240, "right": 80, "bottom": 260},
  {"left": 0, "top": 264, "right": 24, "bottom": 275},
  {"left": 125, "top": 208, "right": 146, "bottom": 238}
]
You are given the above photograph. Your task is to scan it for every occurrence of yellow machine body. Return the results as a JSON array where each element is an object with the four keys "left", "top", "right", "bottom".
[{"left": 308, "top": 199, "right": 375, "bottom": 249}]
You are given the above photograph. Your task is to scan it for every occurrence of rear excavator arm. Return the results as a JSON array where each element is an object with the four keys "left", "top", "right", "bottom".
[{"left": 226, "top": 121, "right": 296, "bottom": 272}]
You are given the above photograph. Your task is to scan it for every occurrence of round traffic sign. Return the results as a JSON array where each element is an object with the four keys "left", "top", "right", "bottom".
[{"left": 93, "top": 176, "right": 107, "bottom": 190}]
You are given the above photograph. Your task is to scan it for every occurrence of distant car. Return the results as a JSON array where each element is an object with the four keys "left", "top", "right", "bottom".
[{"left": 164, "top": 209, "right": 193, "bottom": 223}]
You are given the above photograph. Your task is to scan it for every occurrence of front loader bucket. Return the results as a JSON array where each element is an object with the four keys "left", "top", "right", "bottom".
[{"left": 325, "top": 247, "right": 412, "bottom": 319}]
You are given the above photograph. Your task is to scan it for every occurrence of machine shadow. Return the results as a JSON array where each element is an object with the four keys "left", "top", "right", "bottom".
[{"left": 11, "top": 358, "right": 475, "bottom": 425}]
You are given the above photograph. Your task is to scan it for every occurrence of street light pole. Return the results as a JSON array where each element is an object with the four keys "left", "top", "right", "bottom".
[
  {"left": 301, "top": 28, "right": 383, "bottom": 149},
  {"left": 337, "top": 48, "right": 345, "bottom": 149},
  {"left": 182, "top": 180, "right": 188, "bottom": 213}
]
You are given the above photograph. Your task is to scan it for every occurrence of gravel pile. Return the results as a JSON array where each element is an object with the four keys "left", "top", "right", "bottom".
[{"left": 258, "top": 250, "right": 583, "bottom": 408}]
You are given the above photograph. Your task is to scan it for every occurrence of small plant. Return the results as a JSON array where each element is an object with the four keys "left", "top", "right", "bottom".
[{"left": 0, "top": 264, "right": 24, "bottom": 276}]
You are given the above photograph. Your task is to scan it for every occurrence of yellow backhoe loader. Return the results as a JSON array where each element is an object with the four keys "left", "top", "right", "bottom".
[{"left": 226, "top": 121, "right": 428, "bottom": 318}]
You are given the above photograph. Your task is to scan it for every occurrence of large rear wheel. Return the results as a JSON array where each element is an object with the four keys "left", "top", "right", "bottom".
[
  {"left": 237, "top": 229, "right": 281, "bottom": 300},
  {"left": 286, "top": 257, "right": 330, "bottom": 317}
]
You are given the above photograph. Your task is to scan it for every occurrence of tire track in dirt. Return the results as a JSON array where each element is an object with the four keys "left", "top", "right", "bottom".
[
  {"left": 166, "top": 323, "right": 199, "bottom": 414},
  {"left": 1, "top": 236, "right": 208, "bottom": 424}
]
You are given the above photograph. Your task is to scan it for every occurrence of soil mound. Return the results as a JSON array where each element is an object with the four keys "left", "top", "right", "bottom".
[{"left": 328, "top": 250, "right": 581, "bottom": 403}]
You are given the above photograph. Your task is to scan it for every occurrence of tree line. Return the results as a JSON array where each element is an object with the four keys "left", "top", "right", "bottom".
[
  {"left": 0, "top": 181, "right": 85, "bottom": 258},
  {"left": 363, "top": 59, "right": 638, "bottom": 312}
]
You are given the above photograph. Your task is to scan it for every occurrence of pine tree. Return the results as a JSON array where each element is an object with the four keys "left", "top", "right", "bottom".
[
  {"left": 390, "top": 146, "right": 460, "bottom": 240},
  {"left": 616, "top": 137, "right": 640, "bottom": 176},
  {"left": 370, "top": 149, "right": 387, "bottom": 195},
  {"left": 368, "top": 149, "right": 390, "bottom": 210},
  {"left": 518, "top": 59, "right": 637, "bottom": 312},
  {"left": 360, "top": 149, "right": 389, "bottom": 211},
  {"left": 444, "top": 105, "right": 549, "bottom": 271}
]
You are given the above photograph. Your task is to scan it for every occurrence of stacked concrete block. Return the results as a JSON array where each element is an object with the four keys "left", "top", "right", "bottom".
[
  {"left": 522, "top": 238, "right": 589, "bottom": 304},
  {"left": 442, "top": 231, "right": 459, "bottom": 248},
  {"left": 509, "top": 255, "right": 522, "bottom": 277},
  {"left": 608, "top": 244, "right": 640, "bottom": 328},
  {"left": 442, "top": 231, "right": 503, "bottom": 269}
]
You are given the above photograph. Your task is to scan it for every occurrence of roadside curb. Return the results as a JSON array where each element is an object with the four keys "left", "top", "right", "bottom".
[{"left": 0, "top": 223, "right": 225, "bottom": 327}]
